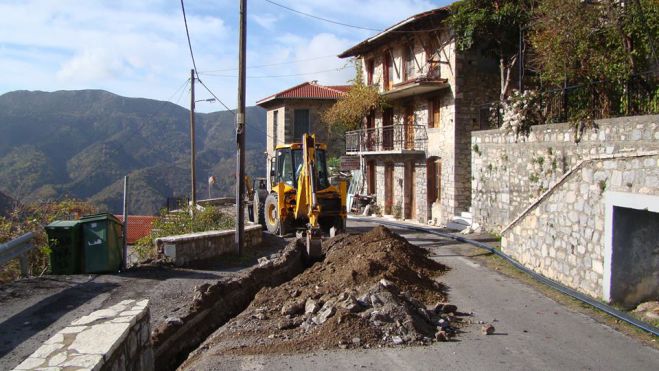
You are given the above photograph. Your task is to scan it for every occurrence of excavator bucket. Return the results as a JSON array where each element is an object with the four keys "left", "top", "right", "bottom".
[{"left": 306, "top": 227, "right": 322, "bottom": 259}]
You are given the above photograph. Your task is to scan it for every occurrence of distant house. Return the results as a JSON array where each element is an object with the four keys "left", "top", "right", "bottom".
[
  {"left": 256, "top": 81, "right": 350, "bottom": 160},
  {"left": 338, "top": 7, "right": 499, "bottom": 226}
]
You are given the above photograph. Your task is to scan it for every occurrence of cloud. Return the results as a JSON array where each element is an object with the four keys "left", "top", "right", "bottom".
[{"left": 250, "top": 13, "right": 280, "bottom": 30}]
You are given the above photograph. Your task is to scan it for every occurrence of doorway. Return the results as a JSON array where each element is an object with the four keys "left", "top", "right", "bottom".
[
  {"left": 404, "top": 104, "right": 415, "bottom": 150},
  {"left": 404, "top": 161, "right": 416, "bottom": 219},
  {"left": 384, "top": 163, "right": 394, "bottom": 214},
  {"left": 367, "top": 160, "right": 376, "bottom": 195}
]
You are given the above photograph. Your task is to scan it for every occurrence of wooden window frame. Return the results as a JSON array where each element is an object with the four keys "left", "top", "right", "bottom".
[{"left": 428, "top": 96, "right": 441, "bottom": 129}]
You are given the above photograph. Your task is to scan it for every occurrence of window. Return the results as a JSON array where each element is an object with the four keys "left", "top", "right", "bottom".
[
  {"left": 272, "top": 110, "right": 278, "bottom": 149},
  {"left": 404, "top": 44, "right": 415, "bottom": 81},
  {"left": 366, "top": 59, "right": 374, "bottom": 85},
  {"left": 293, "top": 109, "right": 310, "bottom": 141},
  {"left": 383, "top": 50, "right": 393, "bottom": 91},
  {"left": 428, "top": 97, "right": 441, "bottom": 129},
  {"left": 367, "top": 160, "right": 376, "bottom": 194}
]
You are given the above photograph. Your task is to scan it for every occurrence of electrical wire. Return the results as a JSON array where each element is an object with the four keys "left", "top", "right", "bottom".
[
  {"left": 198, "top": 66, "right": 349, "bottom": 79},
  {"left": 199, "top": 54, "right": 339, "bottom": 73},
  {"left": 180, "top": 0, "right": 198, "bottom": 75},
  {"left": 263, "top": 0, "right": 442, "bottom": 33}
]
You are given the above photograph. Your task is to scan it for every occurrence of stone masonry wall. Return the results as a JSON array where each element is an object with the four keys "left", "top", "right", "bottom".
[
  {"left": 502, "top": 153, "right": 659, "bottom": 299},
  {"left": 156, "top": 224, "right": 262, "bottom": 266},
  {"left": 14, "top": 299, "right": 153, "bottom": 371},
  {"left": 472, "top": 115, "right": 659, "bottom": 231}
]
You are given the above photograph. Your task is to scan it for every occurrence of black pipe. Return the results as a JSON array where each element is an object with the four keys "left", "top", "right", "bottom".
[{"left": 349, "top": 217, "right": 659, "bottom": 337}]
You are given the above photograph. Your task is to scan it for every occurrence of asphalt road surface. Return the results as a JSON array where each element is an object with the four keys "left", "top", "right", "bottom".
[{"left": 188, "top": 219, "right": 659, "bottom": 370}]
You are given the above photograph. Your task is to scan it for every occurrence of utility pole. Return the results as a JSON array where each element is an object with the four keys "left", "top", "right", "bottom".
[
  {"left": 235, "top": 0, "right": 247, "bottom": 256},
  {"left": 190, "top": 69, "right": 197, "bottom": 209},
  {"left": 122, "top": 175, "right": 128, "bottom": 270}
]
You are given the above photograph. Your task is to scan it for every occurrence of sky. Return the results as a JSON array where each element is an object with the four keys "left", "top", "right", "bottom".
[{"left": 0, "top": 0, "right": 452, "bottom": 112}]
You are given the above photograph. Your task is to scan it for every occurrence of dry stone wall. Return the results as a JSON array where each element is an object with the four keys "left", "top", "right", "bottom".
[
  {"left": 13, "top": 299, "right": 153, "bottom": 371},
  {"left": 471, "top": 115, "right": 659, "bottom": 231},
  {"left": 501, "top": 153, "right": 659, "bottom": 299}
]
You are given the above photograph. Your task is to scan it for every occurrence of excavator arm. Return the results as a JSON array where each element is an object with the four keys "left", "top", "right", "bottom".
[{"left": 293, "top": 134, "right": 322, "bottom": 258}]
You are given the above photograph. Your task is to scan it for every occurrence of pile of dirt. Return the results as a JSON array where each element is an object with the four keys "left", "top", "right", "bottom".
[{"left": 191, "top": 226, "right": 456, "bottom": 357}]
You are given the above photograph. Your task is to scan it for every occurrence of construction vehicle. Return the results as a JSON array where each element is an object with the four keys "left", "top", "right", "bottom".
[
  {"left": 245, "top": 176, "right": 268, "bottom": 226},
  {"left": 251, "top": 133, "right": 347, "bottom": 257}
]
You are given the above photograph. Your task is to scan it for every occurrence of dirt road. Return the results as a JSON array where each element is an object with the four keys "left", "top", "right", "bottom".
[{"left": 186, "top": 219, "right": 659, "bottom": 370}]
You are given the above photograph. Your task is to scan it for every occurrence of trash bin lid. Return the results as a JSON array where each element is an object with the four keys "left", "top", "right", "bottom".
[
  {"left": 45, "top": 220, "right": 81, "bottom": 229},
  {"left": 79, "top": 213, "right": 122, "bottom": 225}
]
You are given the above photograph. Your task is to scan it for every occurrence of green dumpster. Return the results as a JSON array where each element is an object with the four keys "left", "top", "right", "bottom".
[
  {"left": 79, "top": 213, "right": 123, "bottom": 273},
  {"left": 45, "top": 220, "right": 82, "bottom": 275}
]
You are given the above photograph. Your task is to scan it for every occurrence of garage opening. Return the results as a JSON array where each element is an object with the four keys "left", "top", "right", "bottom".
[{"left": 609, "top": 206, "right": 659, "bottom": 308}]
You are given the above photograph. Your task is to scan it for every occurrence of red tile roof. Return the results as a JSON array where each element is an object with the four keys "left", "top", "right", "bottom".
[
  {"left": 256, "top": 81, "right": 350, "bottom": 106},
  {"left": 114, "top": 215, "right": 156, "bottom": 244}
]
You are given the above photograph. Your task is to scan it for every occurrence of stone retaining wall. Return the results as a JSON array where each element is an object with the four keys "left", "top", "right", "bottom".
[
  {"left": 501, "top": 153, "right": 659, "bottom": 300},
  {"left": 471, "top": 115, "right": 659, "bottom": 231},
  {"left": 14, "top": 299, "right": 153, "bottom": 371},
  {"left": 155, "top": 224, "right": 262, "bottom": 266}
]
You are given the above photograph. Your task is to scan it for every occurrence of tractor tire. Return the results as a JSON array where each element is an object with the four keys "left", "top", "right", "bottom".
[
  {"left": 264, "top": 193, "right": 285, "bottom": 235},
  {"left": 254, "top": 193, "right": 266, "bottom": 228}
]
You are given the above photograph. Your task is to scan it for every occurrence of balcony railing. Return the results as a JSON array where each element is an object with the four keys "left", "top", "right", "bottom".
[{"left": 345, "top": 124, "right": 428, "bottom": 154}]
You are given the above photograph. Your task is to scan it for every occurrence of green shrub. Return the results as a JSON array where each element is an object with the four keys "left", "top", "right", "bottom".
[{"left": 133, "top": 205, "right": 235, "bottom": 262}]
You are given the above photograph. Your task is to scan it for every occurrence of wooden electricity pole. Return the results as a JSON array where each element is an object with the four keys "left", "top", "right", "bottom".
[
  {"left": 190, "top": 68, "right": 197, "bottom": 209},
  {"left": 235, "top": 0, "right": 247, "bottom": 255}
]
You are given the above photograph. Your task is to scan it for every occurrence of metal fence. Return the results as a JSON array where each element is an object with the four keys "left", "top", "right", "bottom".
[
  {"left": 0, "top": 232, "right": 35, "bottom": 277},
  {"left": 479, "top": 72, "right": 659, "bottom": 129},
  {"left": 345, "top": 124, "right": 428, "bottom": 153}
]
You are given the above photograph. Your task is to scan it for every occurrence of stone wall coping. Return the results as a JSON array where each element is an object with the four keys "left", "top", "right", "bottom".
[
  {"left": 472, "top": 114, "right": 659, "bottom": 139},
  {"left": 155, "top": 223, "right": 261, "bottom": 243},
  {"left": 13, "top": 299, "right": 150, "bottom": 371},
  {"left": 500, "top": 150, "right": 659, "bottom": 235}
]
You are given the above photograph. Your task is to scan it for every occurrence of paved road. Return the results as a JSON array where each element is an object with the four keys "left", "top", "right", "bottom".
[{"left": 190, "top": 219, "right": 659, "bottom": 370}]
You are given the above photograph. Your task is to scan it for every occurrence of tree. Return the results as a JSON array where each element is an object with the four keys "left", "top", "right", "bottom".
[
  {"left": 449, "top": 0, "right": 536, "bottom": 101},
  {"left": 322, "top": 61, "right": 386, "bottom": 133},
  {"left": 530, "top": 0, "right": 657, "bottom": 87}
]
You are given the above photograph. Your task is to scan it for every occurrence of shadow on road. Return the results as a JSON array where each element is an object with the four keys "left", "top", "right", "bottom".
[{"left": 0, "top": 279, "right": 118, "bottom": 357}]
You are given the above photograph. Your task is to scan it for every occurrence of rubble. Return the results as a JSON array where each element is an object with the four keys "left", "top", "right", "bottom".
[
  {"left": 191, "top": 226, "right": 457, "bottom": 356},
  {"left": 481, "top": 324, "right": 495, "bottom": 335}
]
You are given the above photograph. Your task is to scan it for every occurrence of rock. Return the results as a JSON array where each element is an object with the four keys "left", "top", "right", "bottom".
[
  {"left": 432, "top": 303, "right": 457, "bottom": 314},
  {"left": 391, "top": 336, "right": 404, "bottom": 345},
  {"left": 278, "top": 318, "right": 301, "bottom": 330},
  {"left": 257, "top": 257, "right": 272, "bottom": 268},
  {"left": 379, "top": 278, "right": 394, "bottom": 288},
  {"left": 290, "top": 289, "right": 300, "bottom": 298},
  {"left": 280, "top": 300, "right": 305, "bottom": 316},
  {"left": 165, "top": 317, "right": 183, "bottom": 326},
  {"left": 352, "top": 337, "right": 361, "bottom": 346},
  {"left": 312, "top": 305, "right": 336, "bottom": 325},
  {"left": 481, "top": 324, "right": 495, "bottom": 335},
  {"left": 435, "top": 330, "right": 448, "bottom": 342},
  {"left": 253, "top": 312, "right": 268, "bottom": 320},
  {"left": 305, "top": 299, "right": 320, "bottom": 315},
  {"left": 437, "top": 319, "right": 449, "bottom": 329}
]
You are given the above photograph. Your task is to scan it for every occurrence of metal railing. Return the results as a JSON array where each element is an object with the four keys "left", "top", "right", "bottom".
[
  {"left": 0, "top": 232, "right": 35, "bottom": 277},
  {"left": 346, "top": 124, "right": 428, "bottom": 153},
  {"left": 479, "top": 71, "right": 659, "bottom": 129}
]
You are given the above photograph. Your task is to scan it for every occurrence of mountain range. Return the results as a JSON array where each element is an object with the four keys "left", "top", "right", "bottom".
[{"left": 0, "top": 89, "right": 267, "bottom": 215}]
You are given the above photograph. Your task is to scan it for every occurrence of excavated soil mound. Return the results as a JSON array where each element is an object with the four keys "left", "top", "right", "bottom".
[{"left": 186, "top": 226, "right": 455, "bottom": 358}]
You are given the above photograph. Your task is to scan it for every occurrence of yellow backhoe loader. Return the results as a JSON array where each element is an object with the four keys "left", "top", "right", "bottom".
[{"left": 253, "top": 133, "right": 346, "bottom": 258}]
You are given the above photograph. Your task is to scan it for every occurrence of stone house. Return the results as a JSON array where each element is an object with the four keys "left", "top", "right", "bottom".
[
  {"left": 338, "top": 7, "right": 499, "bottom": 225},
  {"left": 256, "top": 81, "right": 350, "bottom": 173}
]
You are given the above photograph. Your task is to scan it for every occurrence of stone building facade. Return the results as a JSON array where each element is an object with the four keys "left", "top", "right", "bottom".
[
  {"left": 256, "top": 81, "right": 350, "bottom": 166},
  {"left": 339, "top": 7, "right": 499, "bottom": 224}
]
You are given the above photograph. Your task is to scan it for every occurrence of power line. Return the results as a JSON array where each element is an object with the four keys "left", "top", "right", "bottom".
[
  {"left": 196, "top": 78, "right": 235, "bottom": 113},
  {"left": 180, "top": 0, "right": 198, "bottom": 74},
  {"left": 263, "top": 0, "right": 442, "bottom": 33},
  {"left": 199, "top": 66, "right": 349, "bottom": 79},
  {"left": 198, "top": 54, "right": 339, "bottom": 73}
]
